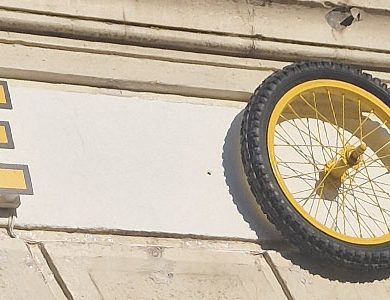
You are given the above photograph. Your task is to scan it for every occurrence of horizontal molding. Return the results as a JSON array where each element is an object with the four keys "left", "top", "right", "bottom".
[
  {"left": 0, "top": 2, "right": 389, "bottom": 72},
  {"left": 3, "top": 0, "right": 390, "bottom": 20},
  {"left": 0, "top": 38, "right": 266, "bottom": 101},
  {"left": 0, "top": 31, "right": 389, "bottom": 102},
  {"left": 0, "top": 31, "right": 285, "bottom": 72},
  {"left": 293, "top": 0, "right": 390, "bottom": 12}
]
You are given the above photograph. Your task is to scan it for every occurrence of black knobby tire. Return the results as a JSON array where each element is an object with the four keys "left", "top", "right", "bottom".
[{"left": 241, "top": 61, "right": 390, "bottom": 269}]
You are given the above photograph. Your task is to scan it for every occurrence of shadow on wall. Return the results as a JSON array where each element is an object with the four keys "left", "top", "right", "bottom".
[
  {"left": 279, "top": 249, "right": 390, "bottom": 283},
  {"left": 0, "top": 208, "right": 16, "bottom": 236},
  {"left": 222, "top": 110, "right": 281, "bottom": 242},
  {"left": 223, "top": 111, "right": 390, "bottom": 283},
  {"left": 0, "top": 208, "right": 15, "bottom": 219}
]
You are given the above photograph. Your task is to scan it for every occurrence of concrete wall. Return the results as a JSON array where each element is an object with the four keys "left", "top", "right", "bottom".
[
  {"left": 0, "top": 1, "right": 390, "bottom": 298},
  {"left": 0, "top": 81, "right": 277, "bottom": 240},
  {"left": 0, "top": 0, "right": 388, "bottom": 241}
]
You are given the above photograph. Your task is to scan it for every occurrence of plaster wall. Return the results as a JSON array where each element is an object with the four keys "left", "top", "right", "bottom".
[{"left": 0, "top": 81, "right": 278, "bottom": 241}]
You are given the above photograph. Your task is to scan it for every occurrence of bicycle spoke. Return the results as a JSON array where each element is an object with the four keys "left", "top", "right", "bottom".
[{"left": 271, "top": 82, "right": 390, "bottom": 241}]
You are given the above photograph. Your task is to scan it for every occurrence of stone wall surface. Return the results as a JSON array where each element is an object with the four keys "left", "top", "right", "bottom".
[
  {"left": 2, "top": 229, "right": 390, "bottom": 300},
  {"left": 0, "top": 0, "right": 388, "bottom": 299}
]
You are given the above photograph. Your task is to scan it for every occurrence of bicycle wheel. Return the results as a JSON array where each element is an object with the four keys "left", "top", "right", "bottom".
[{"left": 241, "top": 61, "right": 390, "bottom": 269}]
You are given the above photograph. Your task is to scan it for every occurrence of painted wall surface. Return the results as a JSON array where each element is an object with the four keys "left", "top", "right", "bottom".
[{"left": 0, "top": 81, "right": 278, "bottom": 241}]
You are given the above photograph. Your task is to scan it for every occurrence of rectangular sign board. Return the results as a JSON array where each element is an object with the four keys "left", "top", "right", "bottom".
[
  {"left": 0, "top": 81, "right": 12, "bottom": 109},
  {"left": 0, "top": 163, "right": 33, "bottom": 195},
  {"left": 0, "top": 121, "right": 14, "bottom": 149},
  {"left": 0, "top": 81, "right": 33, "bottom": 196}
]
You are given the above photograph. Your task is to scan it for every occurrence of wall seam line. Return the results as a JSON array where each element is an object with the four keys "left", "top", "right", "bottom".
[
  {"left": 263, "top": 251, "right": 295, "bottom": 300},
  {"left": 39, "top": 243, "right": 74, "bottom": 300}
]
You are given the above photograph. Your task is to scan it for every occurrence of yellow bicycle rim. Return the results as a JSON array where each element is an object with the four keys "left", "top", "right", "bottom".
[{"left": 268, "top": 79, "right": 390, "bottom": 245}]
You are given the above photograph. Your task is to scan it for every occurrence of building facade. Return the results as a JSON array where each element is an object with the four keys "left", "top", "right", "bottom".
[{"left": 0, "top": 0, "right": 390, "bottom": 298}]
